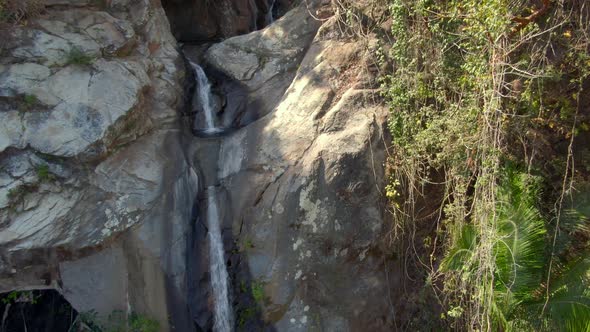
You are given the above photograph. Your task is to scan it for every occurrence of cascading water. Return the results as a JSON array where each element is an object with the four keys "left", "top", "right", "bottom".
[
  {"left": 191, "top": 62, "right": 223, "bottom": 136},
  {"left": 191, "top": 62, "right": 233, "bottom": 331},
  {"left": 266, "top": 0, "right": 276, "bottom": 25},
  {"left": 206, "top": 187, "right": 233, "bottom": 332}
]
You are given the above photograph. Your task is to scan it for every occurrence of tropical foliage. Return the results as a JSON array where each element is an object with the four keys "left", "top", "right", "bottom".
[
  {"left": 442, "top": 169, "right": 590, "bottom": 331},
  {"left": 373, "top": 0, "right": 590, "bottom": 329}
]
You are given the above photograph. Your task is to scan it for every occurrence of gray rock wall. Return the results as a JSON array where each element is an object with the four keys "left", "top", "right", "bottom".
[
  {"left": 192, "top": 1, "right": 396, "bottom": 330},
  {"left": 0, "top": 0, "right": 197, "bottom": 329},
  {"left": 0, "top": 0, "right": 396, "bottom": 331}
]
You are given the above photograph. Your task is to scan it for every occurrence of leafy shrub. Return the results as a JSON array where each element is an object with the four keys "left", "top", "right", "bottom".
[
  {"left": 442, "top": 169, "right": 590, "bottom": 331},
  {"left": 380, "top": 0, "right": 590, "bottom": 329}
]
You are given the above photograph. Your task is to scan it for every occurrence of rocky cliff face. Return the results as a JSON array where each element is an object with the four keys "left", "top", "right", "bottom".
[
  {"left": 0, "top": 0, "right": 395, "bottom": 331},
  {"left": 0, "top": 0, "right": 196, "bottom": 330},
  {"left": 202, "top": 5, "right": 395, "bottom": 329},
  {"left": 162, "top": 0, "right": 295, "bottom": 41}
]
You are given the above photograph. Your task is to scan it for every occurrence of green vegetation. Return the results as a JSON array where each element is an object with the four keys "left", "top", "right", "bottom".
[
  {"left": 65, "top": 47, "right": 94, "bottom": 66},
  {"left": 236, "top": 279, "right": 265, "bottom": 329},
  {"left": 1, "top": 290, "right": 39, "bottom": 305},
  {"left": 75, "top": 310, "right": 160, "bottom": 332},
  {"left": 35, "top": 164, "right": 53, "bottom": 181},
  {"left": 237, "top": 307, "right": 257, "bottom": 328},
  {"left": 7, "top": 183, "right": 38, "bottom": 207},
  {"left": 23, "top": 94, "right": 36, "bottom": 105},
  {"left": 5, "top": 165, "right": 54, "bottom": 209},
  {"left": 372, "top": 0, "right": 590, "bottom": 330},
  {"left": 240, "top": 280, "right": 248, "bottom": 293},
  {"left": 251, "top": 281, "right": 265, "bottom": 303},
  {"left": 0, "top": 292, "right": 157, "bottom": 332},
  {"left": 239, "top": 279, "right": 265, "bottom": 303},
  {"left": 236, "top": 239, "right": 255, "bottom": 253},
  {"left": 441, "top": 168, "right": 590, "bottom": 330},
  {"left": 244, "top": 239, "right": 255, "bottom": 249},
  {"left": 19, "top": 94, "right": 38, "bottom": 111}
]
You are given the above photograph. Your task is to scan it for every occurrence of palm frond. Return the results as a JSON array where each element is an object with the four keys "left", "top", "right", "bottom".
[
  {"left": 494, "top": 171, "right": 547, "bottom": 298},
  {"left": 440, "top": 223, "right": 477, "bottom": 271}
]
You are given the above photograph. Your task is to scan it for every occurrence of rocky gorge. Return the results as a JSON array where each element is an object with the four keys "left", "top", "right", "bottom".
[{"left": 0, "top": 0, "right": 395, "bottom": 331}]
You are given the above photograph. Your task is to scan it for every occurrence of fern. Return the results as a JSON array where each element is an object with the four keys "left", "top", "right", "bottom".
[{"left": 441, "top": 168, "right": 590, "bottom": 330}]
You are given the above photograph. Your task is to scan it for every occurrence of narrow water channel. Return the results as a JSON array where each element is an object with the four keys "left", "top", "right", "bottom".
[{"left": 191, "top": 62, "right": 233, "bottom": 331}]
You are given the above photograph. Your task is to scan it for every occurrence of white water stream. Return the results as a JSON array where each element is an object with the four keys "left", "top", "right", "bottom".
[
  {"left": 206, "top": 187, "right": 232, "bottom": 332},
  {"left": 191, "top": 62, "right": 223, "bottom": 135},
  {"left": 191, "top": 62, "right": 233, "bottom": 331},
  {"left": 266, "top": 0, "right": 276, "bottom": 25}
]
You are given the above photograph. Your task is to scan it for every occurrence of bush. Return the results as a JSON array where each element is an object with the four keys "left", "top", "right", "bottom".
[{"left": 380, "top": 0, "right": 590, "bottom": 329}]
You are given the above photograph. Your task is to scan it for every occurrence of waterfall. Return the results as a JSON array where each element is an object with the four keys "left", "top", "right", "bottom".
[
  {"left": 206, "top": 187, "right": 233, "bottom": 332},
  {"left": 266, "top": 0, "right": 276, "bottom": 25},
  {"left": 191, "top": 62, "right": 222, "bottom": 135},
  {"left": 190, "top": 62, "right": 233, "bottom": 331}
]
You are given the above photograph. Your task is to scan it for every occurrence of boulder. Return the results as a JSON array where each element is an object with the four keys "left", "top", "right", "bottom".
[
  {"left": 197, "top": 5, "right": 396, "bottom": 330},
  {"left": 0, "top": 0, "right": 196, "bottom": 330},
  {"left": 203, "top": 1, "right": 324, "bottom": 128}
]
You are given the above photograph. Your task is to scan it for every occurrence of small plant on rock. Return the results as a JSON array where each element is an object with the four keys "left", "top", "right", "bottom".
[
  {"left": 35, "top": 164, "right": 53, "bottom": 181},
  {"left": 237, "top": 307, "right": 257, "bottom": 328},
  {"left": 74, "top": 310, "right": 159, "bottom": 332},
  {"left": 7, "top": 184, "right": 35, "bottom": 205},
  {"left": 244, "top": 239, "right": 255, "bottom": 249},
  {"left": 17, "top": 94, "right": 39, "bottom": 111},
  {"left": 65, "top": 47, "right": 94, "bottom": 66},
  {"left": 251, "top": 281, "right": 265, "bottom": 303},
  {"left": 23, "top": 94, "right": 36, "bottom": 105},
  {"left": 1, "top": 290, "right": 39, "bottom": 305}
]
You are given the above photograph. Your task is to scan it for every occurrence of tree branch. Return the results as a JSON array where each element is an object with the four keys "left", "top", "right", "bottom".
[{"left": 512, "top": 0, "right": 551, "bottom": 33}]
